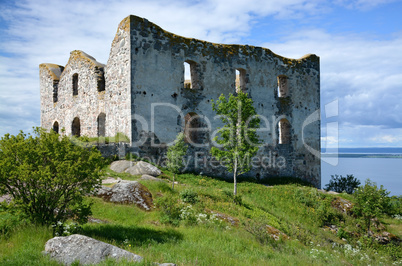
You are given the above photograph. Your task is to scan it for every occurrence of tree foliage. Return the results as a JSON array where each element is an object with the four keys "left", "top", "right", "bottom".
[
  {"left": 353, "top": 179, "right": 390, "bottom": 232},
  {"left": 166, "top": 132, "right": 188, "bottom": 190},
  {"left": 211, "top": 91, "right": 261, "bottom": 195},
  {"left": 324, "top": 174, "right": 361, "bottom": 194},
  {"left": 0, "top": 128, "right": 105, "bottom": 225}
]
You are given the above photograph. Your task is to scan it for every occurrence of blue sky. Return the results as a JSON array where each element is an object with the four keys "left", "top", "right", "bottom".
[{"left": 1, "top": 0, "right": 402, "bottom": 148}]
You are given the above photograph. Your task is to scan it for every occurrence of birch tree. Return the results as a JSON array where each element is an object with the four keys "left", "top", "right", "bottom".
[{"left": 211, "top": 92, "right": 261, "bottom": 196}]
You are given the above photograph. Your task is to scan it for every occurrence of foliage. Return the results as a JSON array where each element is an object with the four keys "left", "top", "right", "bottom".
[
  {"left": 324, "top": 174, "right": 361, "bottom": 194},
  {"left": 386, "top": 195, "right": 402, "bottom": 216},
  {"left": 154, "top": 196, "right": 182, "bottom": 226},
  {"left": 353, "top": 179, "right": 390, "bottom": 232},
  {"left": 180, "top": 189, "right": 198, "bottom": 204},
  {"left": 211, "top": 91, "right": 261, "bottom": 195},
  {"left": 1, "top": 165, "right": 401, "bottom": 265},
  {"left": 166, "top": 132, "right": 188, "bottom": 190},
  {"left": 0, "top": 128, "right": 105, "bottom": 226}
]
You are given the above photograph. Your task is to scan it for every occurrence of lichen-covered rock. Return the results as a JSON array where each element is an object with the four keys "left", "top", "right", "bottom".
[
  {"left": 97, "top": 181, "right": 153, "bottom": 210},
  {"left": 125, "top": 161, "right": 161, "bottom": 176},
  {"left": 43, "top": 234, "right": 143, "bottom": 265},
  {"left": 140, "top": 174, "right": 166, "bottom": 182},
  {"left": 210, "top": 211, "right": 239, "bottom": 226},
  {"left": 110, "top": 160, "right": 133, "bottom": 173},
  {"left": 331, "top": 197, "right": 353, "bottom": 215},
  {"left": 266, "top": 225, "right": 289, "bottom": 241}
]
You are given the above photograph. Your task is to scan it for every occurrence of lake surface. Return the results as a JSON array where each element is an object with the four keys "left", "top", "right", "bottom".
[{"left": 321, "top": 157, "right": 402, "bottom": 196}]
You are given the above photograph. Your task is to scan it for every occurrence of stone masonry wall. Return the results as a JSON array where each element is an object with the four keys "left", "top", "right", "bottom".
[
  {"left": 40, "top": 15, "right": 321, "bottom": 187},
  {"left": 125, "top": 15, "right": 320, "bottom": 187}
]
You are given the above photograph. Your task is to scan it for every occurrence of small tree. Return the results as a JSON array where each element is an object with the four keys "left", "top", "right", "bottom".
[
  {"left": 0, "top": 128, "right": 105, "bottom": 225},
  {"left": 353, "top": 179, "right": 390, "bottom": 233},
  {"left": 324, "top": 174, "right": 360, "bottom": 194},
  {"left": 211, "top": 91, "right": 261, "bottom": 196},
  {"left": 166, "top": 132, "right": 188, "bottom": 190}
]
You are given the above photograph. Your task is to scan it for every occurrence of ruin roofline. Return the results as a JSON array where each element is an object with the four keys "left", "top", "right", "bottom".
[
  {"left": 115, "top": 14, "right": 319, "bottom": 65},
  {"left": 39, "top": 50, "right": 105, "bottom": 80}
]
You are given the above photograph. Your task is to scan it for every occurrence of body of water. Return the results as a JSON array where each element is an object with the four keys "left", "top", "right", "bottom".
[{"left": 321, "top": 157, "right": 401, "bottom": 196}]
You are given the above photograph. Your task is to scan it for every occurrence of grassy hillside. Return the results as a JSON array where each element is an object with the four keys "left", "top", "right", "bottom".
[{"left": 1, "top": 165, "right": 401, "bottom": 265}]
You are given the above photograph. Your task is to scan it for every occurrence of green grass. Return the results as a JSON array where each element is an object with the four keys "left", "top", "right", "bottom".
[{"left": 1, "top": 167, "right": 401, "bottom": 265}]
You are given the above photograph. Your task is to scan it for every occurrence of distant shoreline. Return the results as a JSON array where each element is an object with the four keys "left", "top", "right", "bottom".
[{"left": 321, "top": 153, "right": 402, "bottom": 158}]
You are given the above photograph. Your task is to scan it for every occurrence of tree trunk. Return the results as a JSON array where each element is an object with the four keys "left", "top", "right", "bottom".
[
  {"left": 172, "top": 173, "right": 175, "bottom": 190},
  {"left": 234, "top": 156, "right": 238, "bottom": 196}
]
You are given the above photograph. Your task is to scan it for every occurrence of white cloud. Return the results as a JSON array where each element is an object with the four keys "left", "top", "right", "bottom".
[{"left": 0, "top": 0, "right": 401, "bottom": 148}]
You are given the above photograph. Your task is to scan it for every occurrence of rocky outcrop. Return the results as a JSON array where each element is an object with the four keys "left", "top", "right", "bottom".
[
  {"left": 331, "top": 197, "right": 353, "bottom": 215},
  {"left": 140, "top": 174, "right": 166, "bottom": 182},
  {"left": 125, "top": 161, "right": 161, "bottom": 176},
  {"left": 110, "top": 160, "right": 133, "bottom": 173},
  {"left": 266, "top": 225, "right": 289, "bottom": 241},
  {"left": 109, "top": 160, "right": 162, "bottom": 177},
  {"left": 43, "top": 234, "right": 143, "bottom": 265},
  {"left": 97, "top": 181, "right": 153, "bottom": 210}
]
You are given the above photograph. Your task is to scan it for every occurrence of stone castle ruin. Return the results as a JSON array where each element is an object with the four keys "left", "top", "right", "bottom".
[{"left": 40, "top": 15, "right": 321, "bottom": 187}]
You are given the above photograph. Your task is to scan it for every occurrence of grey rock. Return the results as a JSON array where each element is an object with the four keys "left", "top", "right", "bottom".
[
  {"left": 140, "top": 174, "right": 166, "bottom": 182},
  {"left": 125, "top": 161, "right": 161, "bottom": 177},
  {"left": 0, "top": 194, "right": 12, "bottom": 204},
  {"left": 102, "top": 176, "right": 121, "bottom": 184},
  {"left": 97, "top": 181, "right": 153, "bottom": 210},
  {"left": 43, "top": 234, "right": 143, "bottom": 265},
  {"left": 110, "top": 160, "right": 133, "bottom": 173}
]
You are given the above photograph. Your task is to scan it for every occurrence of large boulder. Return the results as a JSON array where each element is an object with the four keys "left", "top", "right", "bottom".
[
  {"left": 109, "top": 160, "right": 133, "bottom": 173},
  {"left": 125, "top": 161, "right": 161, "bottom": 177},
  {"left": 140, "top": 174, "right": 166, "bottom": 182},
  {"left": 43, "top": 234, "right": 143, "bottom": 265},
  {"left": 97, "top": 181, "right": 153, "bottom": 210}
]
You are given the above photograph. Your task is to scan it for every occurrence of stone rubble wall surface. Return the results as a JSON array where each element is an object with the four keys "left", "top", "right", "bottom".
[{"left": 40, "top": 15, "right": 321, "bottom": 188}]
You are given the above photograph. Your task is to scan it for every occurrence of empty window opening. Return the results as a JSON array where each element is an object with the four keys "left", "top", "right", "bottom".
[
  {"left": 184, "top": 60, "right": 201, "bottom": 90},
  {"left": 52, "top": 121, "right": 59, "bottom": 134},
  {"left": 184, "top": 62, "right": 191, "bottom": 89},
  {"left": 184, "top": 112, "right": 201, "bottom": 144},
  {"left": 278, "top": 118, "right": 291, "bottom": 144},
  {"left": 97, "top": 113, "right": 106, "bottom": 137},
  {"left": 72, "top": 73, "right": 79, "bottom": 96},
  {"left": 277, "top": 75, "right": 289, "bottom": 97},
  {"left": 236, "top": 68, "right": 247, "bottom": 93},
  {"left": 53, "top": 81, "right": 59, "bottom": 103},
  {"left": 97, "top": 72, "right": 105, "bottom": 92},
  {"left": 72, "top": 117, "right": 81, "bottom": 137}
]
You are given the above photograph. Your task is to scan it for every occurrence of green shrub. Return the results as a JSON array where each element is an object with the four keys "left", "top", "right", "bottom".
[
  {"left": 155, "top": 196, "right": 182, "bottom": 226},
  {"left": 0, "top": 128, "right": 105, "bottom": 226},
  {"left": 353, "top": 179, "right": 390, "bottom": 232},
  {"left": 180, "top": 189, "right": 199, "bottom": 204},
  {"left": 325, "top": 174, "right": 360, "bottom": 194}
]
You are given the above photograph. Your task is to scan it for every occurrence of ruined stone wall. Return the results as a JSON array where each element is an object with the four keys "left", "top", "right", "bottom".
[
  {"left": 40, "top": 51, "right": 107, "bottom": 137},
  {"left": 125, "top": 15, "right": 320, "bottom": 187},
  {"left": 40, "top": 15, "right": 320, "bottom": 187},
  {"left": 104, "top": 17, "right": 132, "bottom": 139}
]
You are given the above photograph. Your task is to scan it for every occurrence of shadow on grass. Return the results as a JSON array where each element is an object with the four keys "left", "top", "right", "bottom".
[{"left": 81, "top": 224, "right": 183, "bottom": 246}]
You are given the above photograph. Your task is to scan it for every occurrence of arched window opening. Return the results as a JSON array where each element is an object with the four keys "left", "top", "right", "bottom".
[
  {"left": 97, "top": 72, "right": 105, "bottom": 92},
  {"left": 72, "top": 117, "right": 80, "bottom": 137},
  {"left": 278, "top": 118, "right": 291, "bottom": 144},
  {"left": 277, "top": 75, "right": 289, "bottom": 97},
  {"left": 52, "top": 121, "right": 59, "bottom": 134},
  {"left": 72, "top": 73, "right": 79, "bottom": 96},
  {"left": 97, "top": 113, "right": 106, "bottom": 137},
  {"left": 184, "top": 112, "right": 201, "bottom": 144},
  {"left": 184, "top": 60, "right": 201, "bottom": 90},
  {"left": 53, "top": 81, "right": 59, "bottom": 103},
  {"left": 236, "top": 68, "right": 247, "bottom": 93}
]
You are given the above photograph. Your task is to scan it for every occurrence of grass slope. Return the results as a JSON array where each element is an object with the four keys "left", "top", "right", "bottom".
[{"left": 1, "top": 166, "right": 401, "bottom": 265}]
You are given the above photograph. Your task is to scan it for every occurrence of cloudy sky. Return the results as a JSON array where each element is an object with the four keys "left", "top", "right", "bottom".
[{"left": 1, "top": 0, "right": 401, "bottom": 148}]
